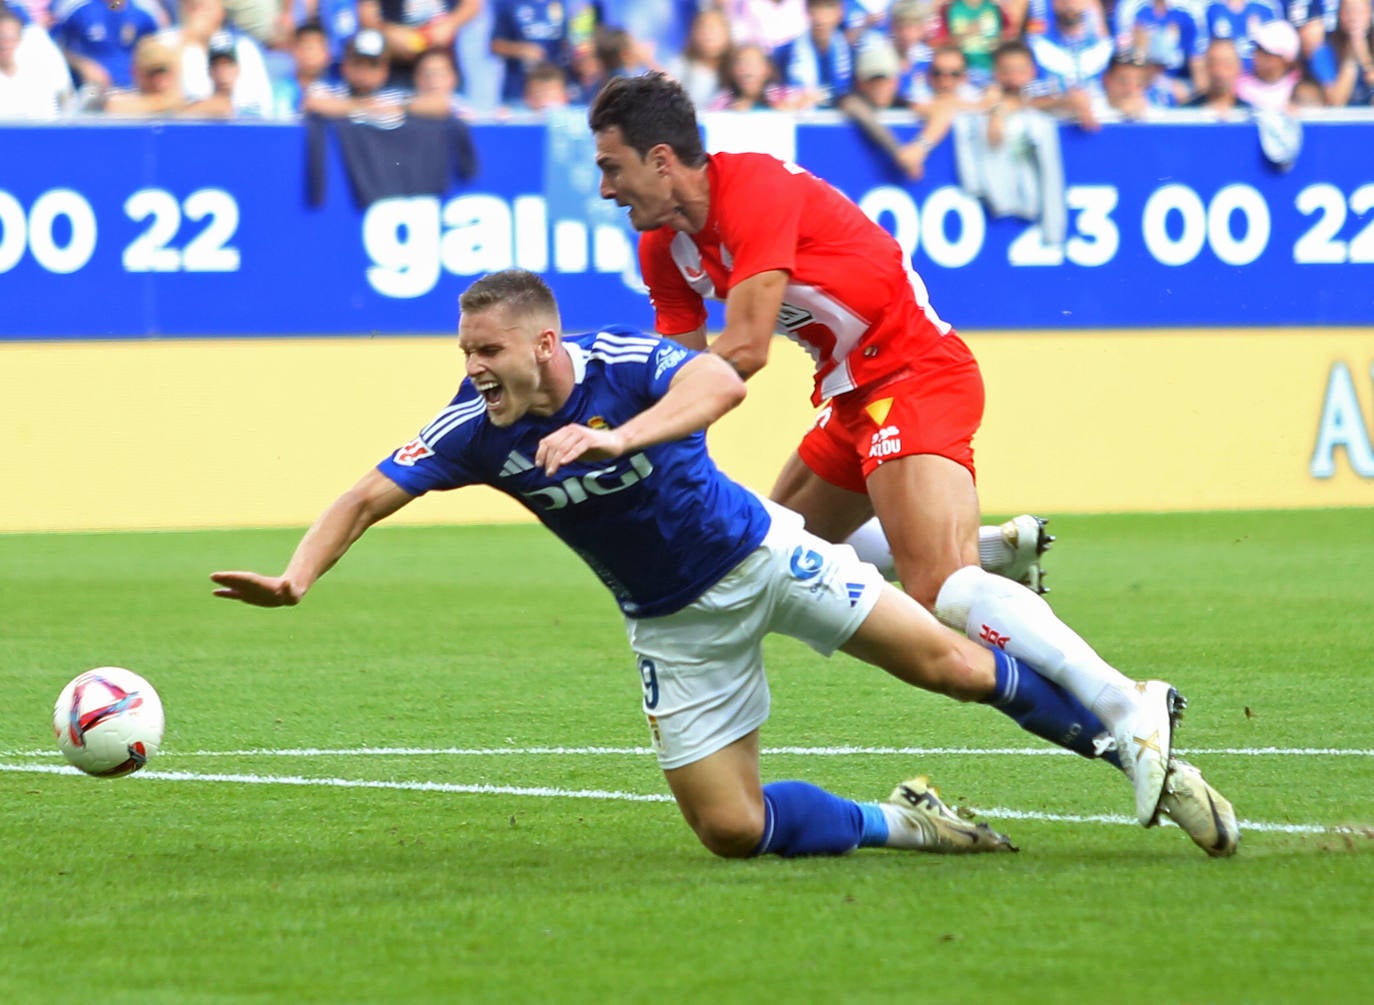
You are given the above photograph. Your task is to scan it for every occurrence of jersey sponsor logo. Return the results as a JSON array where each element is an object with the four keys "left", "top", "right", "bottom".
[
  {"left": 789, "top": 546, "right": 824, "bottom": 581},
  {"left": 393, "top": 438, "right": 434, "bottom": 466},
  {"left": 654, "top": 344, "right": 688, "bottom": 380},
  {"left": 812, "top": 402, "right": 834, "bottom": 429},
  {"left": 520, "top": 452, "right": 654, "bottom": 510},
  {"left": 869, "top": 425, "right": 903, "bottom": 459},
  {"left": 845, "top": 582, "right": 867, "bottom": 608}
]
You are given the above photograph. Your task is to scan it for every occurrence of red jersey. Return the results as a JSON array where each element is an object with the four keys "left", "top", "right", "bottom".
[{"left": 639, "top": 151, "right": 954, "bottom": 405}]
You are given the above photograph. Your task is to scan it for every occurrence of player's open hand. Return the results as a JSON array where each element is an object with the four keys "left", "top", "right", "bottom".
[
  {"left": 536, "top": 423, "right": 627, "bottom": 475},
  {"left": 210, "top": 571, "right": 303, "bottom": 607}
]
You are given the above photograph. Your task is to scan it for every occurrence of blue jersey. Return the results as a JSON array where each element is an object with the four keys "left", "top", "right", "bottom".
[
  {"left": 775, "top": 32, "right": 855, "bottom": 107},
  {"left": 491, "top": 0, "right": 569, "bottom": 102},
  {"left": 1026, "top": 20, "right": 1115, "bottom": 94},
  {"left": 1203, "top": 1, "right": 1280, "bottom": 67},
  {"left": 376, "top": 327, "right": 772, "bottom": 618},
  {"left": 51, "top": 0, "right": 165, "bottom": 88},
  {"left": 1134, "top": 4, "right": 1205, "bottom": 78}
]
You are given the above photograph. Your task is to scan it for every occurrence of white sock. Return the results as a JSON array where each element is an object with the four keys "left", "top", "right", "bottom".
[
  {"left": 843, "top": 519, "right": 1021, "bottom": 579},
  {"left": 878, "top": 802, "right": 927, "bottom": 849},
  {"left": 844, "top": 518, "right": 897, "bottom": 577},
  {"left": 935, "top": 565, "right": 1135, "bottom": 729},
  {"left": 978, "top": 525, "right": 1014, "bottom": 572}
]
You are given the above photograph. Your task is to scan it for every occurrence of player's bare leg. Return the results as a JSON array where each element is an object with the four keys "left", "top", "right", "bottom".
[
  {"left": 662, "top": 726, "right": 1013, "bottom": 857},
  {"left": 771, "top": 451, "right": 1052, "bottom": 594},
  {"left": 663, "top": 731, "right": 767, "bottom": 858},
  {"left": 861, "top": 452, "right": 1207, "bottom": 832},
  {"left": 768, "top": 449, "right": 872, "bottom": 543},
  {"left": 848, "top": 514, "right": 1055, "bottom": 593},
  {"left": 863, "top": 452, "right": 981, "bottom": 611}
]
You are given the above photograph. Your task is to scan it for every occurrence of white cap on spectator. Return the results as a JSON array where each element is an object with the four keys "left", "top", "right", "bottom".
[
  {"left": 856, "top": 40, "right": 901, "bottom": 80},
  {"left": 890, "top": 0, "right": 933, "bottom": 23},
  {"left": 208, "top": 31, "right": 238, "bottom": 62},
  {"left": 348, "top": 28, "right": 387, "bottom": 60},
  {"left": 1252, "top": 19, "right": 1299, "bottom": 63}
]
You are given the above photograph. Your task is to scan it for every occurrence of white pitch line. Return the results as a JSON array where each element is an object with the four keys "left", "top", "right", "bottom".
[
  {"left": 1, "top": 761, "right": 1369, "bottom": 838},
  {"left": 3, "top": 745, "right": 1372, "bottom": 758},
  {"left": 0, "top": 762, "right": 673, "bottom": 802}
]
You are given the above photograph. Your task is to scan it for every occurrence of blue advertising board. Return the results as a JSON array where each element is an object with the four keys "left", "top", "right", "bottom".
[{"left": 2, "top": 115, "right": 1372, "bottom": 339}]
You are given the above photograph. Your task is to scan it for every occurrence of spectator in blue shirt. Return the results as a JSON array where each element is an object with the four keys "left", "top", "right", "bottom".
[
  {"left": 270, "top": 19, "right": 335, "bottom": 116},
  {"left": 490, "top": 0, "right": 569, "bottom": 105},
  {"left": 1307, "top": 0, "right": 1374, "bottom": 104},
  {"left": 1024, "top": 0, "right": 1113, "bottom": 125},
  {"left": 1131, "top": 0, "right": 1206, "bottom": 101},
  {"left": 775, "top": 0, "right": 855, "bottom": 108},
  {"left": 51, "top": 0, "right": 166, "bottom": 89},
  {"left": 1202, "top": 0, "right": 1282, "bottom": 71}
]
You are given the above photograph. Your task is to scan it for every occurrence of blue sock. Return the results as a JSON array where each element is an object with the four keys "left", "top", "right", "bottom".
[
  {"left": 984, "top": 649, "right": 1123, "bottom": 768},
  {"left": 752, "top": 781, "right": 869, "bottom": 857}
]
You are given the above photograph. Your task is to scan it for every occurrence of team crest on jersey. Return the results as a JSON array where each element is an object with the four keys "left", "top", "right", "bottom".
[
  {"left": 654, "top": 345, "right": 687, "bottom": 380},
  {"left": 393, "top": 438, "right": 434, "bottom": 466},
  {"left": 586, "top": 416, "right": 609, "bottom": 430}
]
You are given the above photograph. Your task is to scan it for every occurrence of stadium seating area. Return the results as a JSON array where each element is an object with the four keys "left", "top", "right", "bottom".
[{"left": 2, "top": 0, "right": 1371, "bottom": 122}]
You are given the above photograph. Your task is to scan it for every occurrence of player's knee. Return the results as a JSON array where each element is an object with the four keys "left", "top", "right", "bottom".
[
  {"left": 691, "top": 806, "right": 766, "bottom": 859},
  {"left": 894, "top": 551, "right": 966, "bottom": 614},
  {"left": 899, "top": 574, "right": 943, "bottom": 614},
  {"left": 929, "top": 641, "right": 996, "bottom": 702},
  {"left": 934, "top": 564, "right": 1014, "bottom": 629}
]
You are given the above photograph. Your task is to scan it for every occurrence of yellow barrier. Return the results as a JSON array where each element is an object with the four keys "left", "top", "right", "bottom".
[{"left": 1, "top": 329, "right": 1370, "bottom": 532}]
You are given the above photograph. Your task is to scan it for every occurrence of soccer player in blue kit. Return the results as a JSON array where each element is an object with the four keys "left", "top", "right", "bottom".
[{"left": 212, "top": 269, "right": 1238, "bottom": 859}]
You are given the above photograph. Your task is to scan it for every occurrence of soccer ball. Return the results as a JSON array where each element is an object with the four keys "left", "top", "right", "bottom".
[{"left": 52, "top": 667, "right": 165, "bottom": 777}]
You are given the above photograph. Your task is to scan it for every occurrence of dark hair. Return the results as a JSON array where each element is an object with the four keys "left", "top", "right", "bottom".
[
  {"left": 526, "top": 60, "right": 567, "bottom": 86},
  {"left": 1108, "top": 50, "right": 1149, "bottom": 70},
  {"left": 992, "top": 39, "right": 1033, "bottom": 64},
  {"left": 416, "top": 45, "right": 462, "bottom": 89},
  {"left": 459, "top": 269, "right": 560, "bottom": 326},
  {"left": 294, "top": 19, "right": 326, "bottom": 40},
  {"left": 588, "top": 72, "right": 707, "bottom": 167},
  {"left": 930, "top": 43, "right": 968, "bottom": 68}
]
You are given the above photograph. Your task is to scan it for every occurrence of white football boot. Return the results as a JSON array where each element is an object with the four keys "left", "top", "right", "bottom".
[
  {"left": 1160, "top": 758, "right": 1240, "bottom": 857},
  {"left": 883, "top": 777, "right": 1019, "bottom": 853},
  {"left": 1113, "top": 681, "right": 1185, "bottom": 826},
  {"left": 983, "top": 514, "right": 1054, "bottom": 595}
]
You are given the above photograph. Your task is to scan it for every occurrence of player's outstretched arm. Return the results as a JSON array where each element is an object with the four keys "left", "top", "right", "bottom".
[
  {"left": 709, "top": 269, "right": 789, "bottom": 379},
  {"left": 536, "top": 353, "right": 746, "bottom": 475},
  {"left": 211, "top": 469, "right": 415, "bottom": 607}
]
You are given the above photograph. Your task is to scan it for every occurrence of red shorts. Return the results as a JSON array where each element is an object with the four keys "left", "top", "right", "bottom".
[{"left": 797, "top": 332, "right": 984, "bottom": 494}]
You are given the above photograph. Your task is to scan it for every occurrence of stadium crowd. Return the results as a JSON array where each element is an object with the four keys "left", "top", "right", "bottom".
[{"left": 1, "top": 0, "right": 1371, "bottom": 123}]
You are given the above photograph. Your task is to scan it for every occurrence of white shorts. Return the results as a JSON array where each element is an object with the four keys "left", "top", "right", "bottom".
[{"left": 623, "top": 503, "right": 886, "bottom": 770}]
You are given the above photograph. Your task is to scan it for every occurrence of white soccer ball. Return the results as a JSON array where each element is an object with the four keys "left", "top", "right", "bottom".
[{"left": 52, "top": 667, "right": 165, "bottom": 777}]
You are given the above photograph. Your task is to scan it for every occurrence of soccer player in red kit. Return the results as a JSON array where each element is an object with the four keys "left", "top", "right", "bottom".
[{"left": 588, "top": 72, "right": 1239, "bottom": 856}]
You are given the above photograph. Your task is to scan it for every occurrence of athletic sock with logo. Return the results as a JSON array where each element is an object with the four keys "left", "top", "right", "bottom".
[
  {"left": 935, "top": 565, "right": 1137, "bottom": 730},
  {"left": 983, "top": 649, "right": 1122, "bottom": 768}
]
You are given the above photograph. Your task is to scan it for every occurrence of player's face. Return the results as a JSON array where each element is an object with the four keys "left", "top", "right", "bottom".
[
  {"left": 594, "top": 127, "right": 679, "bottom": 231},
  {"left": 459, "top": 307, "right": 555, "bottom": 426}
]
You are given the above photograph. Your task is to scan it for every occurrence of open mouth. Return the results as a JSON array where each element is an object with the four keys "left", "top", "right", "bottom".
[{"left": 475, "top": 378, "right": 503, "bottom": 408}]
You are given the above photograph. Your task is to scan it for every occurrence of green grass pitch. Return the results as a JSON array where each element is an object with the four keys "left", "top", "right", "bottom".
[{"left": 2, "top": 509, "right": 1372, "bottom": 1003}]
